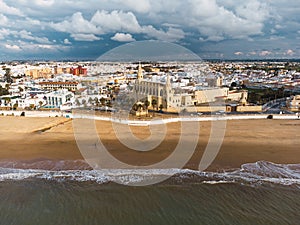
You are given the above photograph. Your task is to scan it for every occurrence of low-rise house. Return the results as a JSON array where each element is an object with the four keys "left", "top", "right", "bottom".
[
  {"left": 39, "top": 81, "right": 79, "bottom": 92},
  {"left": 45, "top": 89, "right": 74, "bottom": 109},
  {"left": 18, "top": 94, "right": 47, "bottom": 110}
]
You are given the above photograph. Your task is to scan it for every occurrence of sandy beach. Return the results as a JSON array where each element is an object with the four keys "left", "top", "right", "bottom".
[{"left": 0, "top": 116, "right": 299, "bottom": 171}]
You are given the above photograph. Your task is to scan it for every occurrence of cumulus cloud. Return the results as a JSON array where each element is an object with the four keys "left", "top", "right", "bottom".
[
  {"left": 234, "top": 52, "right": 243, "bottom": 56},
  {"left": 70, "top": 33, "right": 101, "bottom": 41},
  {"left": 50, "top": 10, "right": 185, "bottom": 42},
  {"left": 91, "top": 10, "right": 141, "bottom": 33},
  {"left": 259, "top": 50, "right": 272, "bottom": 56},
  {"left": 111, "top": 33, "right": 135, "bottom": 42},
  {"left": 142, "top": 26, "right": 185, "bottom": 42},
  {"left": 5, "top": 44, "right": 21, "bottom": 51},
  {"left": 119, "top": 0, "right": 151, "bottom": 13},
  {"left": 0, "top": 0, "right": 24, "bottom": 16},
  {"left": 0, "top": 28, "right": 10, "bottom": 40},
  {"left": 234, "top": 1, "right": 269, "bottom": 23},
  {"left": 17, "top": 30, "right": 51, "bottom": 44},
  {"left": 64, "top": 38, "right": 72, "bottom": 44},
  {"left": 0, "top": 0, "right": 299, "bottom": 59},
  {"left": 136, "top": 0, "right": 271, "bottom": 41},
  {"left": 12, "top": 40, "right": 70, "bottom": 52},
  {"left": 285, "top": 49, "right": 295, "bottom": 56},
  {"left": 0, "top": 14, "right": 8, "bottom": 26},
  {"left": 194, "top": 5, "right": 265, "bottom": 40},
  {"left": 32, "top": 0, "right": 55, "bottom": 7},
  {"left": 50, "top": 12, "right": 102, "bottom": 35},
  {"left": 24, "top": 18, "right": 41, "bottom": 26},
  {"left": 0, "top": 28, "right": 52, "bottom": 45}
]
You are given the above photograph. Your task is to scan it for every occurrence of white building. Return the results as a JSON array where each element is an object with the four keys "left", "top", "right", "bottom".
[
  {"left": 45, "top": 89, "right": 74, "bottom": 109},
  {"left": 133, "top": 63, "right": 194, "bottom": 111},
  {"left": 17, "top": 94, "right": 47, "bottom": 109},
  {"left": 132, "top": 63, "right": 248, "bottom": 112},
  {"left": 287, "top": 95, "right": 300, "bottom": 111}
]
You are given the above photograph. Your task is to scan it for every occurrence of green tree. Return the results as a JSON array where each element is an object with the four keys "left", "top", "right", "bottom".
[
  {"left": 132, "top": 103, "right": 138, "bottom": 112},
  {"left": 75, "top": 99, "right": 80, "bottom": 106},
  {"left": 231, "top": 82, "right": 237, "bottom": 88},
  {"left": 100, "top": 97, "right": 106, "bottom": 106},
  {"left": 88, "top": 97, "right": 93, "bottom": 105},
  {"left": 13, "top": 103, "right": 18, "bottom": 110},
  {"left": 0, "top": 86, "right": 9, "bottom": 96},
  {"left": 4, "top": 68, "right": 13, "bottom": 83},
  {"left": 106, "top": 100, "right": 112, "bottom": 108}
]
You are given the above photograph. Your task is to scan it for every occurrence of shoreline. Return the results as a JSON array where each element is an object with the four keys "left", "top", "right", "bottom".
[{"left": 0, "top": 116, "right": 299, "bottom": 172}]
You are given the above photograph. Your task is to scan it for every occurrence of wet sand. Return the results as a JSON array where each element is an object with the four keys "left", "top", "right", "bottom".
[{"left": 0, "top": 116, "right": 299, "bottom": 171}]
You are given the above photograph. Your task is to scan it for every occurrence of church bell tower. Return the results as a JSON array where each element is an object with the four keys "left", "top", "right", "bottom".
[{"left": 137, "top": 62, "right": 143, "bottom": 80}]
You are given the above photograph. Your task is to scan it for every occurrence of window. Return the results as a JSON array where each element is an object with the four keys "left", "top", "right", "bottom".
[{"left": 160, "top": 89, "right": 163, "bottom": 97}]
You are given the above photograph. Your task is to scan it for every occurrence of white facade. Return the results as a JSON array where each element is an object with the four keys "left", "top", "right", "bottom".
[
  {"left": 45, "top": 89, "right": 74, "bottom": 108},
  {"left": 18, "top": 95, "right": 47, "bottom": 109},
  {"left": 133, "top": 68, "right": 194, "bottom": 110}
]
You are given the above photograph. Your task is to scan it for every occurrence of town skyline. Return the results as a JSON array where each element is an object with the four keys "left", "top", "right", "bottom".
[{"left": 0, "top": 0, "right": 299, "bottom": 61}]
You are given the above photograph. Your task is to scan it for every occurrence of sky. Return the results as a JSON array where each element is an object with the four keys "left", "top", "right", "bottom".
[{"left": 0, "top": 0, "right": 299, "bottom": 61}]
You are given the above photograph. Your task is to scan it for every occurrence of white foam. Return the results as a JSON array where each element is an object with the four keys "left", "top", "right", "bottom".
[{"left": 0, "top": 161, "right": 299, "bottom": 187}]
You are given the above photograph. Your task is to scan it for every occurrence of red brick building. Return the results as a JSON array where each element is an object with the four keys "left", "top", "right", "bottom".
[{"left": 71, "top": 66, "right": 87, "bottom": 76}]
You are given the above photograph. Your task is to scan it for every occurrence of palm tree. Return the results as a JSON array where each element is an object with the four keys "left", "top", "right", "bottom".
[
  {"left": 94, "top": 97, "right": 99, "bottom": 106},
  {"left": 39, "top": 101, "right": 43, "bottom": 109},
  {"left": 137, "top": 103, "right": 143, "bottom": 117},
  {"left": 159, "top": 104, "right": 163, "bottom": 112},
  {"left": 151, "top": 99, "right": 157, "bottom": 116},
  {"left": 13, "top": 103, "right": 18, "bottom": 110},
  {"left": 144, "top": 100, "right": 150, "bottom": 117}
]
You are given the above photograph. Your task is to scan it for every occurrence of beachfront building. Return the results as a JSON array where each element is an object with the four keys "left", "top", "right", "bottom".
[
  {"left": 45, "top": 89, "right": 74, "bottom": 109},
  {"left": 17, "top": 94, "right": 47, "bottom": 110},
  {"left": 287, "top": 95, "right": 300, "bottom": 111},
  {"left": 132, "top": 63, "right": 249, "bottom": 112},
  {"left": 39, "top": 81, "right": 79, "bottom": 92},
  {"left": 133, "top": 63, "right": 194, "bottom": 111},
  {"left": 194, "top": 87, "right": 229, "bottom": 104}
]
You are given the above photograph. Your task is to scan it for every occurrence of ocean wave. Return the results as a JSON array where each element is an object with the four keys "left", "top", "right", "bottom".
[{"left": 0, "top": 161, "right": 299, "bottom": 187}]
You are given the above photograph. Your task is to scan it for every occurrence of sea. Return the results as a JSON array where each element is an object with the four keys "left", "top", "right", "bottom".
[{"left": 0, "top": 160, "right": 299, "bottom": 225}]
